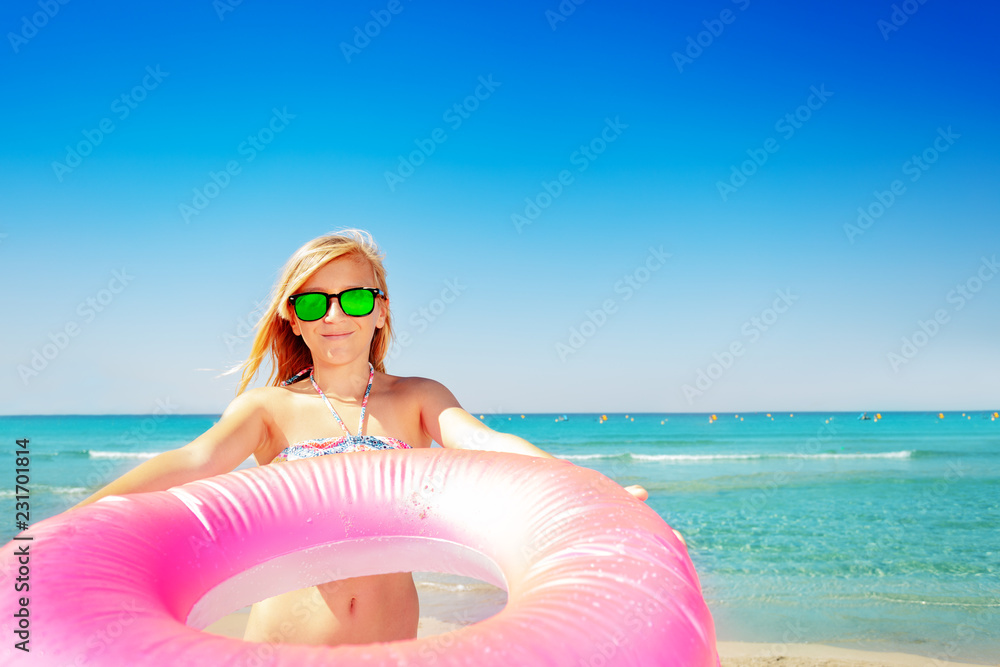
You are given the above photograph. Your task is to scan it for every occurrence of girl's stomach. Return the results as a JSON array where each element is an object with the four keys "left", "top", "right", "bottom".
[{"left": 243, "top": 572, "right": 419, "bottom": 645}]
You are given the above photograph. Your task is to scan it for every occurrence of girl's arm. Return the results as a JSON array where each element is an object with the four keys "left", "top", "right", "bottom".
[
  {"left": 69, "top": 388, "right": 270, "bottom": 511},
  {"left": 417, "top": 379, "right": 648, "bottom": 501}
]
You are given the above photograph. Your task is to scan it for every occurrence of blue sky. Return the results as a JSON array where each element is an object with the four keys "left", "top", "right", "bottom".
[{"left": 1, "top": 0, "right": 998, "bottom": 414}]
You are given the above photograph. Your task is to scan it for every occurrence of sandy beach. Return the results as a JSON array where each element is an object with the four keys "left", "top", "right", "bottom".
[
  {"left": 716, "top": 641, "right": 994, "bottom": 666},
  {"left": 203, "top": 612, "right": 995, "bottom": 666}
]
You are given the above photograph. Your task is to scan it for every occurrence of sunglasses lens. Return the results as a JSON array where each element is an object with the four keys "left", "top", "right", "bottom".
[
  {"left": 340, "top": 289, "right": 375, "bottom": 316},
  {"left": 294, "top": 293, "right": 329, "bottom": 321}
]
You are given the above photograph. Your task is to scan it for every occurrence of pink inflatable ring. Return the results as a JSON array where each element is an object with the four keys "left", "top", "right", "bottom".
[{"left": 1, "top": 449, "right": 718, "bottom": 666}]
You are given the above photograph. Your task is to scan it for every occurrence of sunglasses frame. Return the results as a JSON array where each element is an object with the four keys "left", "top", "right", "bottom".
[{"left": 288, "top": 287, "right": 385, "bottom": 321}]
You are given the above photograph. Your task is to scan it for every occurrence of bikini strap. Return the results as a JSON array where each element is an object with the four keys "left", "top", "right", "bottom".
[
  {"left": 281, "top": 367, "right": 313, "bottom": 386},
  {"left": 309, "top": 363, "right": 375, "bottom": 438}
]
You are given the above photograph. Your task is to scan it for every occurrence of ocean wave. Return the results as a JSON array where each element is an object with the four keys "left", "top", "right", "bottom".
[
  {"left": 13, "top": 449, "right": 91, "bottom": 458},
  {"left": 88, "top": 450, "right": 163, "bottom": 459},
  {"left": 562, "top": 451, "right": 914, "bottom": 462},
  {"left": 865, "top": 594, "right": 1000, "bottom": 608},
  {"left": 558, "top": 453, "right": 628, "bottom": 461},
  {"left": 0, "top": 486, "right": 89, "bottom": 497}
]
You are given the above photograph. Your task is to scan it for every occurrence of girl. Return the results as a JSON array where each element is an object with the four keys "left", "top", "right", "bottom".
[{"left": 71, "top": 230, "right": 648, "bottom": 646}]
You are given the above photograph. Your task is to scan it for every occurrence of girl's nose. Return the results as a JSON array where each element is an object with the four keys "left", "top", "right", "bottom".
[{"left": 323, "top": 299, "right": 349, "bottom": 322}]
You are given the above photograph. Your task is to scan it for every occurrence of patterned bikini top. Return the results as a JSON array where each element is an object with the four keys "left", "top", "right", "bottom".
[{"left": 272, "top": 363, "right": 411, "bottom": 463}]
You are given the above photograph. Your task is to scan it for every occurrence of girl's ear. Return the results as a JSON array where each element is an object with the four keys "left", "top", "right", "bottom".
[{"left": 375, "top": 296, "right": 388, "bottom": 329}]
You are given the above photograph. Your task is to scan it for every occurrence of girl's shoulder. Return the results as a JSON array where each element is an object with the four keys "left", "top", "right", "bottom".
[
  {"left": 375, "top": 372, "right": 461, "bottom": 410},
  {"left": 377, "top": 372, "right": 449, "bottom": 396},
  {"left": 227, "top": 384, "right": 304, "bottom": 415}
]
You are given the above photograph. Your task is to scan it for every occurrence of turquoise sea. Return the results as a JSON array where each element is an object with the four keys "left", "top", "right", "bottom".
[{"left": 2, "top": 411, "right": 998, "bottom": 663}]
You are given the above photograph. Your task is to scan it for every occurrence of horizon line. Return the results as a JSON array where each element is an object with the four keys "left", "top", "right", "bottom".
[{"left": 3, "top": 409, "right": 998, "bottom": 418}]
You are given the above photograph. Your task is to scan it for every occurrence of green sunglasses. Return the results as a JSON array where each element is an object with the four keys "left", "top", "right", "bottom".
[{"left": 288, "top": 288, "right": 385, "bottom": 321}]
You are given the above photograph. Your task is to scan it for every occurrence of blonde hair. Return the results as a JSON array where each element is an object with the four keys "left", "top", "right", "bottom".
[{"left": 236, "top": 230, "right": 393, "bottom": 394}]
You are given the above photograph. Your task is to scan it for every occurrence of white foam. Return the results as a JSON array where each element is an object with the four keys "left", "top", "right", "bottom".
[
  {"left": 0, "top": 486, "right": 89, "bottom": 497},
  {"left": 88, "top": 450, "right": 162, "bottom": 459}
]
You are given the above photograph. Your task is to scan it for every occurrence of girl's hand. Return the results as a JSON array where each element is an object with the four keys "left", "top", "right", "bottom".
[{"left": 624, "top": 484, "right": 649, "bottom": 501}]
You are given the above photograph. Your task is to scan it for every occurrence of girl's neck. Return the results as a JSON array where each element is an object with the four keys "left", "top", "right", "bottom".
[{"left": 310, "top": 359, "right": 372, "bottom": 402}]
